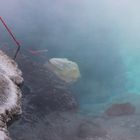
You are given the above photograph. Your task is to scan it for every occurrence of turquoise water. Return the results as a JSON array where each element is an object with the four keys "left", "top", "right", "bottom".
[
  {"left": 121, "top": 46, "right": 140, "bottom": 94},
  {"left": 0, "top": 0, "right": 140, "bottom": 113},
  {"left": 1, "top": 0, "right": 140, "bottom": 139}
]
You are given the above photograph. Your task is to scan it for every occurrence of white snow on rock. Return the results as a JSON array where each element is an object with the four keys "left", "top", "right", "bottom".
[
  {"left": 0, "top": 50, "right": 23, "bottom": 140},
  {"left": 0, "top": 51, "right": 23, "bottom": 85}
]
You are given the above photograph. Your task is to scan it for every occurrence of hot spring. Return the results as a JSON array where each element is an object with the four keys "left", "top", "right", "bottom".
[{"left": 0, "top": 0, "right": 140, "bottom": 140}]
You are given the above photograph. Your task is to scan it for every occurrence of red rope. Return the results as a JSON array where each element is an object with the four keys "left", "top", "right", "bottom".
[
  {"left": 0, "top": 17, "right": 48, "bottom": 59},
  {"left": 0, "top": 16, "right": 20, "bottom": 59}
]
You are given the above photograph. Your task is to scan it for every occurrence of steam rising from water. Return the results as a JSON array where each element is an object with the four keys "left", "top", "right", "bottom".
[
  {"left": 0, "top": 1, "right": 140, "bottom": 140},
  {"left": 0, "top": 0, "right": 140, "bottom": 112}
]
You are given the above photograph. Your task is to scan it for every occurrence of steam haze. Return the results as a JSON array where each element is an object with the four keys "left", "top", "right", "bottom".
[{"left": 0, "top": 0, "right": 139, "bottom": 111}]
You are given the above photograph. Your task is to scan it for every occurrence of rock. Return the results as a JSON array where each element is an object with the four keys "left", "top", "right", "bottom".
[
  {"left": 105, "top": 102, "right": 135, "bottom": 116},
  {"left": 45, "top": 58, "right": 81, "bottom": 83},
  {"left": 77, "top": 121, "right": 107, "bottom": 139},
  {"left": 16, "top": 55, "right": 78, "bottom": 120},
  {"left": 0, "top": 51, "right": 23, "bottom": 86},
  {"left": 0, "top": 50, "right": 23, "bottom": 140}
]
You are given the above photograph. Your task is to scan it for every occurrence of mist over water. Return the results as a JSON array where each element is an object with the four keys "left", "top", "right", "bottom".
[
  {"left": 0, "top": 1, "right": 139, "bottom": 104},
  {"left": 1, "top": 1, "right": 140, "bottom": 139}
]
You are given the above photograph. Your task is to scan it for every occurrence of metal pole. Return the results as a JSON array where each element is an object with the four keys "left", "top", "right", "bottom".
[{"left": 0, "top": 17, "right": 21, "bottom": 60}]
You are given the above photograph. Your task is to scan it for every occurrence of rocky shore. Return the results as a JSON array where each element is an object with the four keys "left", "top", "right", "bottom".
[{"left": 0, "top": 51, "right": 23, "bottom": 140}]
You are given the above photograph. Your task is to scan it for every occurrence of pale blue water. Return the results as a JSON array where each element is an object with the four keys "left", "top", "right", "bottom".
[
  {"left": 0, "top": 0, "right": 140, "bottom": 139},
  {"left": 0, "top": 0, "right": 140, "bottom": 114}
]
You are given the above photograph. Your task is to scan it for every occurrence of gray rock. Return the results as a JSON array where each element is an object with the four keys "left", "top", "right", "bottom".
[
  {"left": 105, "top": 102, "right": 135, "bottom": 116},
  {"left": 17, "top": 55, "right": 78, "bottom": 117},
  {"left": 77, "top": 121, "right": 107, "bottom": 139},
  {"left": 0, "top": 50, "right": 23, "bottom": 140}
]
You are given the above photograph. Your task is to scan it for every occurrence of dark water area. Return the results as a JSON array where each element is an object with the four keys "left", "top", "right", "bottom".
[
  {"left": 0, "top": 0, "right": 140, "bottom": 139},
  {"left": 4, "top": 51, "right": 140, "bottom": 140}
]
